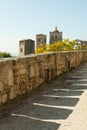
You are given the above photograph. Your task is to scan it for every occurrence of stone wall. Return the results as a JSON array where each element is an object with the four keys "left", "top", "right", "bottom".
[
  {"left": 0, "top": 50, "right": 87, "bottom": 104},
  {"left": 19, "top": 39, "right": 35, "bottom": 56}
]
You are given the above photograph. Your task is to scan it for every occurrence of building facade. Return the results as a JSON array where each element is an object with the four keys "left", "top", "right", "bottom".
[
  {"left": 36, "top": 34, "right": 47, "bottom": 48},
  {"left": 19, "top": 27, "right": 63, "bottom": 56},
  {"left": 19, "top": 39, "right": 35, "bottom": 56},
  {"left": 49, "top": 27, "right": 62, "bottom": 44}
]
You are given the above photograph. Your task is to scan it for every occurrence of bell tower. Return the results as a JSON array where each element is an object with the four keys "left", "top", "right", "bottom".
[
  {"left": 49, "top": 27, "right": 62, "bottom": 44},
  {"left": 36, "top": 34, "right": 47, "bottom": 48}
]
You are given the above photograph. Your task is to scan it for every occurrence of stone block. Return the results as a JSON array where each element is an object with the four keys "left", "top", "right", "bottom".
[
  {"left": 9, "top": 87, "right": 15, "bottom": 99},
  {"left": 8, "top": 70, "right": 14, "bottom": 86},
  {"left": 0, "top": 82, "right": 4, "bottom": 93},
  {"left": 29, "top": 66, "right": 35, "bottom": 78},
  {"left": 1, "top": 94, "right": 8, "bottom": 103}
]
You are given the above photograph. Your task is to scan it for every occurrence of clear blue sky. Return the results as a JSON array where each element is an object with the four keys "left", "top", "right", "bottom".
[{"left": 0, "top": 0, "right": 87, "bottom": 55}]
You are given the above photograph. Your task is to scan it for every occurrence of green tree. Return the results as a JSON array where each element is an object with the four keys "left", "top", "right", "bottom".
[
  {"left": 35, "top": 39, "right": 85, "bottom": 54},
  {"left": 0, "top": 52, "right": 11, "bottom": 58}
]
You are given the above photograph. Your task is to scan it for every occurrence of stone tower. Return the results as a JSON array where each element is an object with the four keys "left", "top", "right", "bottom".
[
  {"left": 36, "top": 34, "right": 47, "bottom": 48},
  {"left": 19, "top": 39, "right": 35, "bottom": 56},
  {"left": 49, "top": 27, "right": 62, "bottom": 44}
]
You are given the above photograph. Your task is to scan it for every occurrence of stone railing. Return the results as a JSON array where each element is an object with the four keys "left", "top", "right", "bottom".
[{"left": 0, "top": 50, "right": 87, "bottom": 104}]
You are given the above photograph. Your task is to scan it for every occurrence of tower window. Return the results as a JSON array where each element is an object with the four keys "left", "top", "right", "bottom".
[
  {"left": 38, "top": 39, "right": 41, "bottom": 42},
  {"left": 55, "top": 36, "right": 57, "bottom": 40},
  {"left": 44, "top": 39, "right": 46, "bottom": 42},
  {"left": 51, "top": 36, "right": 54, "bottom": 40},
  {"left": 20, "top": 48, "right": 23, "bottom": 52}
]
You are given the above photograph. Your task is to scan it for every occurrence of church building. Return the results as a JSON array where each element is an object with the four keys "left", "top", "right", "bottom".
[{"left": 49, "top": 27, "right": 62, "bottom": 44}]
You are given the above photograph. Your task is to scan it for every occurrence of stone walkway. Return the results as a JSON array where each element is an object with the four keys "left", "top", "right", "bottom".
[{"left": 0, "top": 63, "right": 87, "bottom": 130}]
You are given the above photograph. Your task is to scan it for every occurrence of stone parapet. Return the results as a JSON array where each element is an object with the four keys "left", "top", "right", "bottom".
[{"left": 0, "top": 50, "right": 87, "bottom": 104}]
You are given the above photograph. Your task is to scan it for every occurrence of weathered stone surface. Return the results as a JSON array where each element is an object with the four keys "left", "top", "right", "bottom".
[
  {"left": 1, "top": 94, "right": 8, "bottom": 103},
  {"left": 28, "top": 66, "right": 35, "bottom": 78},
  {"left": 8, "top": 69, "right": 14, "bottom": 86},
  {"left": 0, "top": 51, "right": 87, "bottom": 104},
  {"left": 0, "top": 82, "right": 4, "bottom": 92},
  {"left": 19, "top": 68, "right": 27, "bottom": 75},
  {"left": 0, "top": 96, "right": 1, "bottom": 104},
  {"left": 9, "top": 87, "right": 15, "bottom": 99}
]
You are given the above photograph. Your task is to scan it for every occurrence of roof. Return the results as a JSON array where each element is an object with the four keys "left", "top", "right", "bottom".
[{"left": 36, "top": 34, "right": 46, "bottom": 36}]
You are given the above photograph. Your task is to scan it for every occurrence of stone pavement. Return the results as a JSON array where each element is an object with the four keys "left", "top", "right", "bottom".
[{"left": 0, "top": 63, "right": 87, "bottom": 130}]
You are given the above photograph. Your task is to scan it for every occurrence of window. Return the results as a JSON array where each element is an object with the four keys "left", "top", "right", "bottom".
[
  {"left": 20, "top": 48, "right": 23, "bottom": 52},
  {"left": 51, "top": 36, "right": 54, "bottom": 40},
  {"left": 38, "top": 39, "right": 41, "bottom": 42},
  {"left": 55, "top": 36, "right": 57, "bottom": 40}
]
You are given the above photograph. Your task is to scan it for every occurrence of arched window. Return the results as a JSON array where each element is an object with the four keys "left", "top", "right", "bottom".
[
  {"left": 20, "top": 48, "right": 23, "bottom": 52},
  {"left": 38, "top": 39, "right": 41, "bottom": 42},
  {"left": 51, "top": 35, "right": 54, "bottom": 40},
  {"left": 55, "top": 35, "right": 57, "bottom": 40}
]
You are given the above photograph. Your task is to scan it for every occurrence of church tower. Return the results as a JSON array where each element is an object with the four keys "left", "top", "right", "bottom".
[
  {"left": 36, "top": 34, "right": 47, "bottom": 48},
  {"left": 49, "top": 27, "right": 62, "bottom": 44}
]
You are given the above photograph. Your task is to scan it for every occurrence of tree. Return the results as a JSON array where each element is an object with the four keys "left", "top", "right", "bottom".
[
  {"left": 35, "top": 39, "right": 87, "bottom": 54},
  {"left": 0, "top": 52, "right": 11, "bottom": 58}
]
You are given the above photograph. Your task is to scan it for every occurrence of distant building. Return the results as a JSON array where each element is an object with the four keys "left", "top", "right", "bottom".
[
  {"left": 19, "top": 39, "right": 35, "bottom": 56},
  {"left": 19, "top": 26, "right": 63, "bottom": 56},
  {"left": 82, "top": 40, "right": 87, "bottom": 45},
  {"left": 76, "top": 39, "right": 87, "bottom": 45},
  {"left": 36, "top": 34, "right": 47, "bottom": 48},
  {"left": 49, "top": 27, "right": 62, "bottom": 44}
]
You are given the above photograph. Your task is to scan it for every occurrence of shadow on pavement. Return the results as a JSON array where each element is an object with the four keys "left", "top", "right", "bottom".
[{"left": 0, "top": 63, "right": 87, "bottom": 130}]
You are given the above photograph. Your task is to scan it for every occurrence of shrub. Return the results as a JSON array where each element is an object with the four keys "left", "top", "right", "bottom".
[{"left": 0, "top": 52, "right": 11, "bottom": 58}]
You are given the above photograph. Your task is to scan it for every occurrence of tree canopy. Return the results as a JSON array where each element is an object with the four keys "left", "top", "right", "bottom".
[
  {"left": 0, "top": 52, "right": 11, "bottom": 58},
  {"left": 35, "top": 39, "right": 87, "bottom": 54}
]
